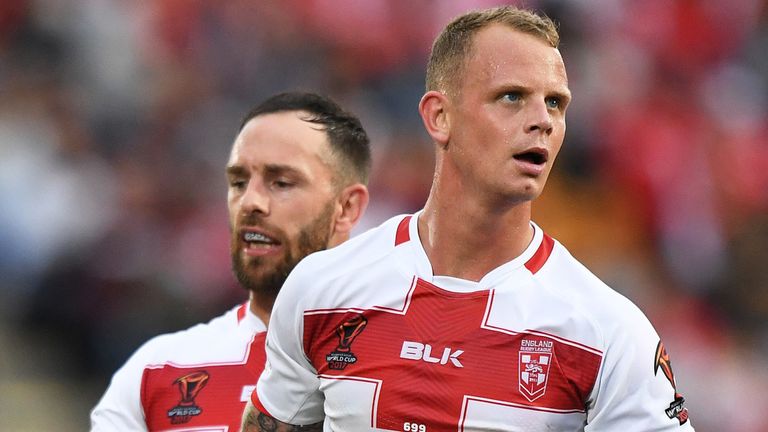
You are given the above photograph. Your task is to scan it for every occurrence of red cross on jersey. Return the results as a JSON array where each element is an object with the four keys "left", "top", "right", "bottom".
[
  {"left": 254, "top": 213, "right": 695, "bottom": 431},
  {"left": 302, "top": 278, "right": 601, "bottom": 430}
]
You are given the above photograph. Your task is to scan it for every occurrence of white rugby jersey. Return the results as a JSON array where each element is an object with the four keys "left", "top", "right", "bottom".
[
  {"left": 254, "top": 213, "right": 694, "bottom": 431},
  {"left": 91, "top": 303, "right": 266, "bottom": 432}
]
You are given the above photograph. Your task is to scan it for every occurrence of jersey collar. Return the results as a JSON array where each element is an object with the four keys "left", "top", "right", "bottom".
[
  {"left": 397, "top": 210, "right": 548, "bottom": 290},
  {"left": 236, "top": 301, "right": 267, "bottom": 333}
]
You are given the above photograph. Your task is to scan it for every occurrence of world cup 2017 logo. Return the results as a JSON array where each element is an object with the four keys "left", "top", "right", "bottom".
[
  {"left": 326, "top": 314, "right": 367, "bottom": 370},
  {"left": 167, "top": 371, "right": 209, "bottom": 424}
]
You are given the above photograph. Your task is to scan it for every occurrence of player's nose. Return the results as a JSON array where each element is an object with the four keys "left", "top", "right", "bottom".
[
  {"left": 525, "top": 98, "right": 553, "bottom": 135},
  {"left": 240, "top": 180, "right": 270, "bottom": 216}
]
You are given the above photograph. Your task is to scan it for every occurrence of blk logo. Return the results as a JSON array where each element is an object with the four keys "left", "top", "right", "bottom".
[{"left": 399, "top": 341, "right": 464, "bottom": 368}]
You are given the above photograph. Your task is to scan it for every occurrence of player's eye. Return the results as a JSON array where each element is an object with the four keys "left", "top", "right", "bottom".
[
  {"left": 229, "top": 179, "right": 246, "bottom": 190},
  {"left": 502, "top": 92, "right": 522, "bottom": 103},
  {"left": 545, "top": 97, "right": 561, "bottom": 109},
  {"left": 272, "top": 179, "right": 294, "bottom": 189}
]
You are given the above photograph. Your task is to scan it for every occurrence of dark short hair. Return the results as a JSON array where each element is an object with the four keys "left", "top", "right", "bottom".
[
  {"left": 240, "top": 92, "right": 371, "bottom": 185},
  {"left": 426, "top": 6, "right": 560, "bottom": 95}
]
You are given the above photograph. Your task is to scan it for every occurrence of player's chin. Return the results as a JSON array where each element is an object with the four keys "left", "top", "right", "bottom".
[
  {"left": 241, "top": 252, "right": 269, "bottom": 268},
  {"left": 521, "top": 174, "right": 550, "bottom": 195},
  {"left": 497, "top": 181, "right": 545, "bottom": 203},
  {"left": 240, "top": 263, "right": 274, "bottom": 283}
]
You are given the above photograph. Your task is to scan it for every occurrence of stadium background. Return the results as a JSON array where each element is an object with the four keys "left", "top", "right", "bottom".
[{"left": 1, "top": 0, "right": 767, "bottom": 430}]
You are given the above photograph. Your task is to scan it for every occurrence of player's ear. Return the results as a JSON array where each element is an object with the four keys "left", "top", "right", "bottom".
[
  {"left": 419, "top": 90, "right": 450, "bottom": 148},
  {"left": 329, "top": 183, "right": 369, "bottom": 246}
]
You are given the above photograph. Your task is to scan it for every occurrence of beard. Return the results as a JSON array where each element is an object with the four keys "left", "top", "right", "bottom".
[{"left": 231, "top": 203, "right": 334, "bottom": 302}]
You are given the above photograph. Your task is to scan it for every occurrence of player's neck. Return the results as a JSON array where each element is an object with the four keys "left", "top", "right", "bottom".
[
  {"left": 419, "top": 189, "right": 533, "bottom": 282},
  {"left": 248, "top": 292, "right": 273, "bottom": 326}
]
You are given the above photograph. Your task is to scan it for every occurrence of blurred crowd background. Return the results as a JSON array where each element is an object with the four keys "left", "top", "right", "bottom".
[{"left": 1, "top": 0, "right": 767, "bottom": 430}]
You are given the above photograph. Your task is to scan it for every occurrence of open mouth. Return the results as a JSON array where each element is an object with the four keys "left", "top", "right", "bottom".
[
  {"left": 513, "top": 148, "right": 548, "bottom": 165},
  {"left": 243, "top": 231, "right": 279, "bottom": 247}
]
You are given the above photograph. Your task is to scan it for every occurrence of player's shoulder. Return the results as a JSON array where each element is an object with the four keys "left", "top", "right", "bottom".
[
  {"left": 274, "top": 214, "right": 411, "bottom": 308},
  {"left": 543, "top": 239, "right": 629, "bottom": 303},
  {"left": 542, "top": 236, "right": 657, "bottom": 337},
  {"left": 293, "top": 213, "right": 409, "bottom": 278},
  {"left": 131, "top": 306, "right": 244, "bottom": 364}
]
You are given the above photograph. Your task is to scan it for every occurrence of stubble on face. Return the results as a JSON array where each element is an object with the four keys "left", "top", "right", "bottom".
[{"left": 231, "top": 202, "right": 335, "bottom": 301}]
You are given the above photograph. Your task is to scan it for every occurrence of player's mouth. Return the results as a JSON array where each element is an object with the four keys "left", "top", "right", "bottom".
[
  {"left": 241, "top": 229, "right": 282, "bottom": 257},
  {"left": 513, "top": 147, "right": 549, "bottom": 175}
]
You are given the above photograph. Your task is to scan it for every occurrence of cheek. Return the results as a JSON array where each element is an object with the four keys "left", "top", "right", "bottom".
[
  {"left": 552, "top": 134, "right": 564, "bottom": 153},
  {"left": 227, "top": 199, "right": 239, "bottom": 223},
  {"left": 275, "top": 200, "right": 320, "bottom": 229},
  {"left": 553, "top": 127, "right": 566, "bottom": 155}
]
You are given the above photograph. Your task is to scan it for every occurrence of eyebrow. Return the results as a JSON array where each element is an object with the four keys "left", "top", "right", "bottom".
[
  {"left": 225, "top": 165, "right": 248, "bottom": 177},
  {"left": 264, "top": 164, "right": 306, "bottom": 178},
  {"left": 226, "top": 164, "right": 308, "bottom": 179},
  {"left": 508, "top": 83, "right": 570, "bottom": 97},
  {"left": 550, "top": 89, "right": 572, "bottom": 104}
]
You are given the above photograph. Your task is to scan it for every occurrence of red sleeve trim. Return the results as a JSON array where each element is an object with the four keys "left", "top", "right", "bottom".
[
  {"left": 394, "top": 215, "right": 412, "bottom": 246},
  {"left": 236, "top": 301, "right": 248, "bottom": 323},
  {"left": 250, "top": 388, "right": 274, "bottom": 418},
  {"left": 524, "top": 233, "right": 555, "bottom": 275},
  {"left": 139, "top": 368, "right": 150, "bottom": 420}
]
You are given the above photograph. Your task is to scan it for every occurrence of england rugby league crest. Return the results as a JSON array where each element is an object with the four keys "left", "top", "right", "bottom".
[{"left": 518, "top": 338, "right": 554, "bottom": 402}]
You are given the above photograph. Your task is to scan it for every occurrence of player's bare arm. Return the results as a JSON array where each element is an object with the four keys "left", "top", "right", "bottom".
[{"left": 241, "top": 400, "right": 322, "bottom": 432}]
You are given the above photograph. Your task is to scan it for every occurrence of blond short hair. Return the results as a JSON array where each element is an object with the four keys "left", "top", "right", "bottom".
[{"left": 425, "top": 6, "right": 560, "bottom": 94}]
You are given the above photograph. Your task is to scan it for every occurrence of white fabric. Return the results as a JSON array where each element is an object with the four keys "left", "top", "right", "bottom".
[{"left": 256, "top": 212, "right": 695, "bottom": 431}]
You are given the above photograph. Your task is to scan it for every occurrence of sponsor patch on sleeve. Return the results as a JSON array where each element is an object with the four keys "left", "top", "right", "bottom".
[{"left": 654, "top": 341, "right": 689, "bottom": 425}]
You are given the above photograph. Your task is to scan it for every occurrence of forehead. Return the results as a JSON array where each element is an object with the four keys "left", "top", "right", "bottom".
[
  {"left": 461, "top": 24, "right": 569, "bottom": 95},
  {"left": 228, "top": 111, "right": 333, "bottom": 170}
]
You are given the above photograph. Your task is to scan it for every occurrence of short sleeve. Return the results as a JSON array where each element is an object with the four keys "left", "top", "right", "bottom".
[
  {"left": 586, "top": 305, "right": 695, "bottom": 431},
  {"left": 90, "top": 344, "right": 152, "bottom": 431},
  {"left": 253, "top": 268, "right": 325, "bottom": 424}
]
